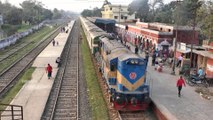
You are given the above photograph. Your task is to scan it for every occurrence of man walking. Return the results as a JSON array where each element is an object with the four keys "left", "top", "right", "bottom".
[{"left": 176, "top": 76, "right": 186, "bottom": 97}]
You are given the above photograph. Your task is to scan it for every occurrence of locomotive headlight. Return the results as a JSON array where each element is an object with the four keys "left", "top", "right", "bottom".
[
  {"left": 131, "top": 60, "right": 134, "bottom": 64},
  {"left": 135, "top": 60, "right": 138, "bottom": 64}
]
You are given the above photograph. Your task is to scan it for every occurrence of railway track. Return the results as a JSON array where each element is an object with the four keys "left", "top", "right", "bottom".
[
  {"left": 41, "top": 20, "right": 79, "bottom": 120},
  {"left": 118, "top": 111, "right": 146, "bottom": 120},
  {"left": 0, "top": 29, "right": 49, "bottom": 63},
  {"left": 0, "top": 26, "right": 62, "bottom": 98}
]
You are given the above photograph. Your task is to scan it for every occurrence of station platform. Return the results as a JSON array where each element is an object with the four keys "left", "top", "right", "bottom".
[
  {"left": 2, "top": 21, "right": 75, "bottom": 120},
  {"left": 127, "top": 43, "right": 213, "bottom": 120}
]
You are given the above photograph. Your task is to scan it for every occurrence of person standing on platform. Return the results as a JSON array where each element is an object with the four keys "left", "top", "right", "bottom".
[
  {"left": 135, "top": 46, "right": 139, "bottom": 54},
  {"left": 52, "top": 39, "right": 55, "bottom": 46},
  {"left": 152, "top": 52, "right": 156, "bottom": 66},
  {"left": 55, "top": 57, "right": 61, "bottom": 67},
  {"left": 46, "top": 64, "right": 53, "bottom": 79},
  {"left": 176, "top": 76, "right": 186, "bottom": 97}
]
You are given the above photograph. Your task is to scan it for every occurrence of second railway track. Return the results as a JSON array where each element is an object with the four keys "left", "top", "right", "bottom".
[
  {"left": 41, "top": 20, "right": 80, "bottom": 120},
  {"left": 0, "top": 25, "right": 62, "bottom": 98}
]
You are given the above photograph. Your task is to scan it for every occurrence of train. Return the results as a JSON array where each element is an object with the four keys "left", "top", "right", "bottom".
[
  {"left": 80, "top": 17, "right": 107, "bottom": 54},
  {"left": 80, "top": 16, "right": 151, "bottom": 111}
]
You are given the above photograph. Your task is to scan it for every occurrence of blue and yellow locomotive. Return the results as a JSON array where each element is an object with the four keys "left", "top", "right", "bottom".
[
  {"left": 80, "top": 16, "right": 150, "bottom": 111},
  {"left": 99, "top": 36, "right": 150, "bottom": 111}
]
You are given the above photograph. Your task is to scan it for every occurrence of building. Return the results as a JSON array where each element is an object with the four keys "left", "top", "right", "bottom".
[
  {"left": 193, "top": 42, "right": 213, "bottom": 78},
  {"left": 101, "top": 1, "right": 135, "bottom": 23},
  {"left": 136, "top": 22, "right": 199, "bottom": 45},
  {"left": 116, "top": 21, "right": 199, "bottom": 56}
]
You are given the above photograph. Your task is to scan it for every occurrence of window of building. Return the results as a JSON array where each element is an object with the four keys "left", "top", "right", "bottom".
[
  {"left": 160, "top": 28, "right": 163, "bottom": 31},
  {"left": 125, "top": 16, "right": 127, "bottom": 20},
  {"left": 121, "top": 16, "right": 123, "bottom": 19},
  {"left": 114, "top": 16, "right": 118, "bottom": 19},
  {"left": 110, "top": 7, "right": 112, "bottom": 10},
  {"left": 168, "top": 29, "right": 171, "bottom": 32}
]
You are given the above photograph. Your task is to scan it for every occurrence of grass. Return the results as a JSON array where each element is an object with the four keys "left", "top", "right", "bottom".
[
  {"left": 0, "top": 26, "right": 57, "bottom": 73},
  {"left": 0, "top": 67, "right": 35, "bottom": 111},
  {"left": 81, "top": 27, "right": 109, "bottom": 120},
  {"left": 17, "top": 24, "right": 32, "bottom": 32}
]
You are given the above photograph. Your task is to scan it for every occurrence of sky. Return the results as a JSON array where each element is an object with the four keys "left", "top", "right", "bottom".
[{"left": 5, "top": 0, "right": 173, "bottom": 13}]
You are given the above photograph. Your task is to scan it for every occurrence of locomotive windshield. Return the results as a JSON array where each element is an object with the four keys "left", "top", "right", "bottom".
[{"left": 126, "top": 59, "right": 144, "bottom": 65}]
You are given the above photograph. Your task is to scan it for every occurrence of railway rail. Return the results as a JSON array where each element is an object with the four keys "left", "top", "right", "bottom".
[
  {"left": 0, "top": 25, "right": 62, "bottom": 99},
  {"left": 41, "top": 20, "right": 79, "bottom": 120}
]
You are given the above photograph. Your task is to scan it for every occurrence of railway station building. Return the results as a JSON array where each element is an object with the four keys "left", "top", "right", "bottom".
[{"left": 101, "top": 1, "right": 135, "bottom": 23}]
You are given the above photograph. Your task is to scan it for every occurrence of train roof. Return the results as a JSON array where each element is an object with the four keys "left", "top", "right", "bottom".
[
  {"left": 100, "top": 36, "right": 124, "bottom": 50},
  {"left": 87, "top": 17, "right": 116, "bottom": 25},
  {"left": 118, "top": 54, "right": 140, "bottom": 61},
  {"left": 100, "top": 36, "right": 141, "bottom": 62},
  {"left": 82, "top": 17, "right": 107, "bottom": 38}
]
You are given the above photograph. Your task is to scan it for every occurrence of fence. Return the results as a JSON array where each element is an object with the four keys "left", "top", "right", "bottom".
[{"left": 0, "top": 104, "right": 23, "bottom": 120}]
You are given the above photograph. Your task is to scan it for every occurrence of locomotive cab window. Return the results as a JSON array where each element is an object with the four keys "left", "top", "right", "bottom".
[{"left": 126, "top": 60, "right": 143, "bottom": 65}]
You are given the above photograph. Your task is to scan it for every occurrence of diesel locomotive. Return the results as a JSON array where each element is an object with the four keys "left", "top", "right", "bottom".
[{"left": 80, "top": 16, "right": 151, "bottom": 111}]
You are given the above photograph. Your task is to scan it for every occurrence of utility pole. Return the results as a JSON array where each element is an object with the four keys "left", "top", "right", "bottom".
[
  {"left": 171, "top": 0, "right": 182, "bottom": 75},
  {"left": 191, "top": 21, "right": 195, "bottom": 68},
  {"left": 191, "top": 4, "right": 198, "bottom": 68}
]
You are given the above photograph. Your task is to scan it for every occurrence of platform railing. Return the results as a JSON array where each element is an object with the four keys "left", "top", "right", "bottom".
[{"left": 0, "top": 104, "right": 23, "bottom": 120}]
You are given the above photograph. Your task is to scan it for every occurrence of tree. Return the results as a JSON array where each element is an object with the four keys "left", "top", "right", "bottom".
[
  {"left": 81, "top": 9, "right": 93, "bottom": 17},
  {"left": 178, "top": 0, "right": 202, "bottom": 26},
  {"left": 81, "top": 7, "right": 101, "bottom": 17},
  {"left": 20, "top": 0, "right": 52, "bottom": 24},
  {"left": 197, "top": 1, "right": 213, "bottom": 42},
  {"left": 128, "top": 0, "right": 150, "bottom": 22},
  {"left": 149, "top": 0, "right": 164, "bottom": 21},
  {"left": 52, "top": 8, "right": 62, "bottom": 19},
  {"left": 92, "top": 7, "right": 102, "bottom": 17},
  {"left": 4, "top": 7, "right": 23, "bottom": 25},
  {"left": 20, "top": 0, "right": 39, "bottom": 24},
  {"left": 153, "top": 2, "right": 176, "bottom": 24},
  {"left": 42, "top": 9, "right": 53, "bottom": 20}
]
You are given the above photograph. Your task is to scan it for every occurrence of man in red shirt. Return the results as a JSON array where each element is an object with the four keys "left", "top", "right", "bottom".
[
  {"left": 46, "top": 64, "right": 52, "bottom": 79},
  {"left": 176, "top": 76, "right": 186, "bottom": 97}
]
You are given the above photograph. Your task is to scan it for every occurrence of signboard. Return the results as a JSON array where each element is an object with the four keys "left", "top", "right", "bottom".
[{"left": 180, "top": 42, "right": 186, "bottom": 51}]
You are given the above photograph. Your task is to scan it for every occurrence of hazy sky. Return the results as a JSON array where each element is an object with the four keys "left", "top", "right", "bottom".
[{"left": 6, "top": 0, "right": 173, "bottom": 13}]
